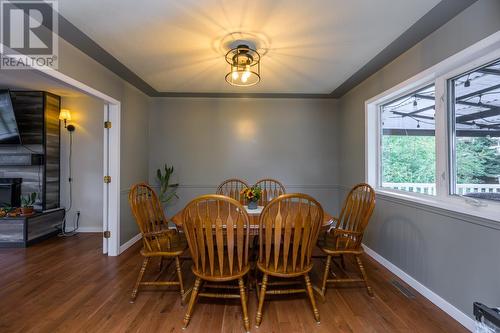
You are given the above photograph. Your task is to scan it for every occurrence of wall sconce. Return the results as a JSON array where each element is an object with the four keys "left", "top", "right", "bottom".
[{"left": 59, "top": 109, "right": 75, "bottom": 132}]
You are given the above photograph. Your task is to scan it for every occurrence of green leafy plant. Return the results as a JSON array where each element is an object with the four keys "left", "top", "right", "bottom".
[
  {"left": 382, "top": 135, "right": 500, "bottom": 184},
  {"left": 21, "top": 192, "right": 37, "bottom": 208},
  {"left": 156, "top": 164, "right": 179, "bottom": 205}
]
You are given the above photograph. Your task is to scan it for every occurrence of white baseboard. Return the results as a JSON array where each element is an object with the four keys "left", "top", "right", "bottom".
[
  {"left": 76, "top": 226, "right": 102, "bottom": 233},
  {"left": 362, "top": 244, "right": 474, "bottom": 332},
  {"left": 119, "top": 233, "right": 142, "bottom": 254}
]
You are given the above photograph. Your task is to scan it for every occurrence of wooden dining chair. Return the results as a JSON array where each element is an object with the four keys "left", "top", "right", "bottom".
[
  {"left": 216, "top": 178, "right": 249, "bottom": 203},
  {"left": 128, "top": 183, "right": 187, "bottom": 303},
  {"left": 182, "top": 195, "right": 252, "bottom": 332},
  {"left": 254, "top": 178, "right": 286, "bottom": 206},
  {"left": 317, "top": 183, "right": 376, "bottom": 297},
  {"left": 255, "top": 193, "right": 323, "bottom": 327}
]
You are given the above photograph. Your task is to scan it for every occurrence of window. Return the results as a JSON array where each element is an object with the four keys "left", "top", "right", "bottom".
[
  {"left": 449, "top": 59, "right": 500, "bottom": 202},
  {"left": 380, "top": 85, "right": 436, "bottom": 195},
  {"left": 365, "top": 33, "right": 500, "bottom": 221}
]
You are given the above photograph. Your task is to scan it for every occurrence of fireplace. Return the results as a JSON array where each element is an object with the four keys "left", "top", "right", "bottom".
[{"left": 0, "top": 178, "right": 22, "bottom": 208}]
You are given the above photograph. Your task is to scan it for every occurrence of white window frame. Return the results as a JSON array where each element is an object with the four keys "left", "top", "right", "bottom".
[
  {"left": 365, "top": 31, "right": 500, "bottom": 223},
  {"left": 377, "top": 82, "right": 438, "bottom": 195}
]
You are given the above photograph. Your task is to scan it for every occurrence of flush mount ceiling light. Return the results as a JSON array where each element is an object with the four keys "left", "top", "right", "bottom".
[{"left": 225, "top": 44, "right": 261, "bottom": 87}]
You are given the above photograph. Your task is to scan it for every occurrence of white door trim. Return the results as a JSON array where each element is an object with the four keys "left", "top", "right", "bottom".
[
  {"left": 105, "top": 103, "right": 120, "bottom": 256},
  {"left": 103, "top": 105, "right": 109, "bottom": 254},
  {"left": 35, "top": 68, "right": 121, "bottom": 256}
]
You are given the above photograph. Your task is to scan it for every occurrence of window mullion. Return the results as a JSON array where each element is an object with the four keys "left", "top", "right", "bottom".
[{"left": 434, "top": 77, "right": 449, "bottom": 199}]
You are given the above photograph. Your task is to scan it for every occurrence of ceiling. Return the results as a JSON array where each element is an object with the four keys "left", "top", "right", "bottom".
[{"left": 58, "top": 0, "right": 441, "bottom": 94}]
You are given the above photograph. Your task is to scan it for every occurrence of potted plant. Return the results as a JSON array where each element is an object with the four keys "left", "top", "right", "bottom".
[
  {"left": 156, "top": 164, "right": 179, "bottom": 212},
  {"left": 240, "top": 186, "right": 262, "bottom": 210},
  {"left": 21, "top": 192, "right": 37, "bottom": 215}
]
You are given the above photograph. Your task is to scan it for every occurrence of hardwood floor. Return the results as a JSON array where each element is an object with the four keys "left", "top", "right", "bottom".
[{"left": 0, "top": 234, "right": 467, "bottom": 333}]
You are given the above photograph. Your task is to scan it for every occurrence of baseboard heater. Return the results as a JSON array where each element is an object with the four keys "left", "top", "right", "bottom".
[{"left": 474, "top": 302, "right": 500, "bottom": 332}]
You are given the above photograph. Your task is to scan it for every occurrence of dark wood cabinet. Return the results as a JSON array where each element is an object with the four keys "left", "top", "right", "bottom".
[{"left": 0, "top": 209, "right": 65, "bottom": 247}]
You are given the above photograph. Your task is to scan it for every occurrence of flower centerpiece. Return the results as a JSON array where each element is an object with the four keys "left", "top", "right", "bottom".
[{"left": 240, "top": 186, "right": 262, "bottom": 210}]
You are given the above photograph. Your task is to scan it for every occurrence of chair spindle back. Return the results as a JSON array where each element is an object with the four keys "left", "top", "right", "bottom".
[
  {"left": 254, "top": 178, "right": 286, "bottom": 206},
  {"left": 216, "top": 179, "right": 249, "bottom": 203},
  {"left": 129, "top": 183, "right": 171, "bottom": 252},
  {"left": 182, "top": 195, "right": 251, "bottom": 278},
  {"left": 337, "top": 183, "right": 376, "bottom": 233},
  {"left": 258, "top": 193, "right": 323, "bottom": 274}
]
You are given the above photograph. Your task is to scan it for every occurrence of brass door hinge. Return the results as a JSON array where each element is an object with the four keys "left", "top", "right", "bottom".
[
  {"left": 103, "top": 230, "right": 111, "bottom": 238},
  {"left": 104, "top": 175, "right": 111, "bottom": 183},
  {"left": 104, "top": 121, "right": 112, "bottom": 129}
]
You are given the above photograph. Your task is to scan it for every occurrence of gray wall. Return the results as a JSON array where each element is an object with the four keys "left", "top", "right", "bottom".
[
  {"left": 60, "top": 95, "right": 104, "bottom": 232},
  {"left": 338, "top": 0, "right": 500, "bottom": 319},
  {"left": 119, "top": 85, "right": 150, "bottom": 241},
  {"left": 56, "top": 37, "right": 150, "bottom": 244},
  {"left": 148, "top": 98, "right": 340, "bottom": 216}
]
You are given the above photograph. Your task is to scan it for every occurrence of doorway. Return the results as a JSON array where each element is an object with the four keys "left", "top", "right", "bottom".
[{"left": 1, "top": 67, "right": 122, "bottom": 256}]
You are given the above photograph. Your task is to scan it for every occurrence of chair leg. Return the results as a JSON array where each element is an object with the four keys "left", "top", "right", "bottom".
[
  {"left": 255, "top": 273, "right": 268, "bottom": 328},
  {"left": 159, "top": 257, "right": 164, "bottom": 271},
  {"left": 238, "top": 278, "right": 250, "bottom": 332},
  {"left": 304, "top": 274, "right": 320, "bottom": 323},
  {"left": 175, "top": 256, "right": 186, "bottom": 305},
  {"left": 355, "top": 255, "right": 374, "bottom": 297},
  {"left": 183, "top": 277, "right": 202, "bottom": 329},
  {"left": 320, "top": 255, "right": 332, "bottom": 298},
  {"left": 254, "top": 272, "right": 260, "bottom": 302},
  {"left": 251, "top": 236, "right": 259, "bottom": 262},
  {"left": 340, "top": 254, "right": 346, "bottom": 269},
  {"left": 130, "top": 256, "right": 150, "bottom": 303}
]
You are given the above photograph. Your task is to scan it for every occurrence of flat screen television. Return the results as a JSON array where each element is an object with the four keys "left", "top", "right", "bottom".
[{"left": 0, "top": 90, "right": 21, "bottom": 144}]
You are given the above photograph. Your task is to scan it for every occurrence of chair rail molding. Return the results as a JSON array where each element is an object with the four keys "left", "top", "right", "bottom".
[
  {"left": 144, "top": 182, "right": 500, "bottom": 230},
  {"left": 147, "top": 184, "right": 342, "bottom": 190}
]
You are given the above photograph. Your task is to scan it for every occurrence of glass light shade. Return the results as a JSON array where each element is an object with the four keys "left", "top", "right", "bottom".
[
  {"left": 231, "top": 69, "right": 239, "bottom": 80},
  {"left": 225, "top": 68, "right": 260, "bottom": 86},
  {"left": 59, "top": 109, "right": 72, "bottom": 121},
  {"left": 225, "top": 44, "right": 261, "bottom": 87}
]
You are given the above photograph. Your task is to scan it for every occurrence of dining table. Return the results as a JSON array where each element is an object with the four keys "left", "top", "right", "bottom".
[
  {"left": 171, "top": 202, "right": 335, "bottom": 234},
  {"left": 170, "top": 200, "right": 335, "bottom": 296}
]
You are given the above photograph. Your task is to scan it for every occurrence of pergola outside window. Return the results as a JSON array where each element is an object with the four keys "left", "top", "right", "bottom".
[{"left": 379, "top": 59, "right": 500, "bottom": 202}]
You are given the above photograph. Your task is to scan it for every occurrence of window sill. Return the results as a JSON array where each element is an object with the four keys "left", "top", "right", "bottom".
[{"left": 375, "top": 188, "right": 500, "bottom": 229}]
